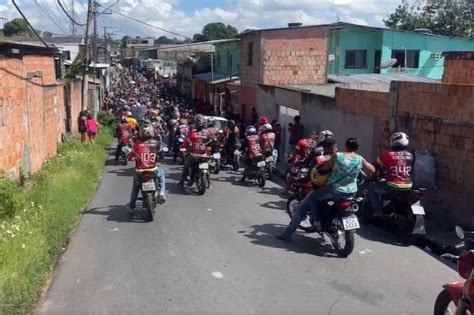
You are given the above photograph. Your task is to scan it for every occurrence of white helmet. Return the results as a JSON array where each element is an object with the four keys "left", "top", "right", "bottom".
[
  {"left": 390, "top": 132, "right": 409, "bottom": 149},
  {"left": 245, "top": 125, "right": 257, "bottom": 135},
  {"left": 318, "top": 130, "right": 334, "bottom": 145},
  {"left": 263, "top": 123, "right": 272, "bottom": 132}
]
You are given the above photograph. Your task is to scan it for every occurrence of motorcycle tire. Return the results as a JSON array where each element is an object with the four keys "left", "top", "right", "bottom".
[
  {"left": 286, "top": 196, "right": 313, "bottom": 232},
  {"left": 197, "top": 173, "right": 206, "bottom": 195},
  {"left": 358, "top": 198, "right": 371, "bottom": 225},
  {"left": 331, "top": 226, "right": 355, "bottom": 258},
  {"left": 232, "top": 159, "right": 239, "bottom": 171},
  {"left": 396, "top": 208, "right": 417, "bottom": 244},
  {"left": 434, "top": 289, "right": 457, "bottom": 315},
  {"left": 144, "top": 193, "right": 154, "bottom": 222},
  {"left": 257, "top": 173, "right": 266, "bottom": 188},
  {"left": 213, "top": 160, "right": 221, "bottom": 175},
  {"left": 267, "top": 162, "right": 274, "bottom": 180}
]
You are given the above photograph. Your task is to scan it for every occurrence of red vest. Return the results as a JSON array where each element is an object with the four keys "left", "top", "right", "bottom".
[
  {"left": 116, "top": 123, "right": 132, "bottom": 145},
  {"left": 132, "top": 139, "right": 160, "bottom": 170},
  {"left": 246, "top": 135, "right": 262, "bottom": 158},
  {"left": 186, "top": 131, "right": 210, "bottom": 156},
  {"left": 260, "top": 132, "right": 275, "bottom": 153}
]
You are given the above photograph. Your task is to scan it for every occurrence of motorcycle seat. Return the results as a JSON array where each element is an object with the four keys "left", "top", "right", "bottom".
[{"left": 385, "top": 188, "right": 423, "bottom": 200}]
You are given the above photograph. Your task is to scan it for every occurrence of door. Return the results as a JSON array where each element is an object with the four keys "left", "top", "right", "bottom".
[
  {"left": 278, "top": 105, "right": 300, "bottom": 164},
  {"left": 374, "top": 50, "right": 381, "bottom": 73}
]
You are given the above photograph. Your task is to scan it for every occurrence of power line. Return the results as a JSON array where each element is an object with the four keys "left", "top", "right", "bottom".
[
  {"left": 11, "top": 0, "right": 54, "bottom": 51},
  {"left": 34, "top": 0, "right": 69, "bottom": 34},
  {"left": 57, "top": 0, "right": 86, "bottom": 26},
  {"left": 99, "top": 5, "right": 189, "bottom": 38}
]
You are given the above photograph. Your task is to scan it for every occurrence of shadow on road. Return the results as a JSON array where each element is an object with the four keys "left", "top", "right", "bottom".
[
  {"left": 82, "top": 205, "right": 132, "bottom": 223},
  {"left": 243, "top": 223, "right": 342, "bottom": 258},
  {"left": 258, "top": 200, "right": 287, "bottom": 211},
  {"left": 356, "top": 225, "right": 409, "bottom": 247},
  {"left": 107, "top": 167, "right": 135, "bottom": 177}
]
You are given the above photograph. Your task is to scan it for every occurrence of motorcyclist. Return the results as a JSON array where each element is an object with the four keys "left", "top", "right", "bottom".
[
  {"left": 178, "top": 114, "right": 211, "bottom": 188},
  {"left": 205, "top": 119, "right": 220, "bottom": 139},
  {"left": 223, "top": 119, "right": 240, "bottom": 160},
  {"left": 277, "top": 137, "right": 375, "bottom": 241},
  {"left": 173, "top": 118, "right": 190, "bottom": 164},
  {"left": 367, "top": 132, "right": 414, "bottom": 218},
  {"left": 126, "top": 111, "right": 138, "bottom": 131},
  {"left": 128, "top": 125, "right": 166, "bottom": 212},
  {"left": 259, "top": 123, "right": 276, "bottom": 155},
  {"left": 288, "top": 138, "right": 311, "bottom": 166},
  {"left": 115, "top": 116, "right": 133, "bottom": 164},
  {"left": 240, "top": 125, "right": 263, "bottom": 182},
  {"left": 258, "top": 116, "right": 270, "bottom": 134}
]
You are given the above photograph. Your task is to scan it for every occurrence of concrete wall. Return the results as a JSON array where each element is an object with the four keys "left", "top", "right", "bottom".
[
  {"left": 214, "top": 40, "right": 241, "bottom": 76},
  {"left": 0, "top": 55, "right": 81, "bottom": 180}
]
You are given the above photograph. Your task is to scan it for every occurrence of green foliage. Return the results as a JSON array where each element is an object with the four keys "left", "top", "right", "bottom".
[
  {"left": 0, "top": 130, "right": 113, "bottom": 314},
  {"left": 193, "top": 22, "right": 239, "bottom": 42},
  {"left": 121, "top": 35, "right": 131, "bottom": 48},
  {"left": 97, "top": 111, "right": 115, "bottom": 127},
  {"left": 384, "top": 0, "right": 473, "bottom": 37},
  {"left": 0, "top": 181, "right": 24, "bottom": 219},
  {"left": 2, "top": 18, "right": 35, "bottom": 37},
  {"left": 42, "top": 31, "right": 53, "bottom": 38},
  {"left": 64, "top": 62, "right": 85, "bottom": 80}
]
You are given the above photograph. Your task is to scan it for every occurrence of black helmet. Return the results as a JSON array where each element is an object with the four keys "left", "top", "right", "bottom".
[{"left": 195, "top": 114, "right": 206, "bottom": 128}]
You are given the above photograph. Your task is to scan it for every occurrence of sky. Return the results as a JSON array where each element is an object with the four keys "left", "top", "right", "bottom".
[{"left": 0, "top": 0, "right": 425, "bottom": 39}]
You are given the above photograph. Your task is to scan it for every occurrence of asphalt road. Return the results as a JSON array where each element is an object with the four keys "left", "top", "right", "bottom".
[{"left": 38, "top": 152, "right": 457, "bottom": 314}]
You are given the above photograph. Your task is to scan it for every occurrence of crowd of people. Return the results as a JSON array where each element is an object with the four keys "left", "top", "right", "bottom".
[{"left": 94, "top": 64, "right": 416, "bottom": 243}]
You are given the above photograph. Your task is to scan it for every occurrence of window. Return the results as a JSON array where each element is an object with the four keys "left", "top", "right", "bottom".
[
  {"left": 391, "top": 50, "right": 420, "bottom": 68},
  {"left": 345, "top": 50, "right": 367, "bottom": 69},
  {"left": 247, "top": 42, "right": 253, "bottom": 66}
]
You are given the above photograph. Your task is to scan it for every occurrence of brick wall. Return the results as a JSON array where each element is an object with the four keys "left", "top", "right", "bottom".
[
  {"left": 0, "top": 55, "right": 81, "bottom": 180},
  {"left": 262, "top": 27, "right": 328, "bottom": 86},
  {"left": 240, "top": 32, "right": 262, "bottom": 88},
  {"left": 443, "top": 52, "right": 474, "bottom": 85},
  {"left": 335, "top": 81, "right": 474, "bottom": 226}
]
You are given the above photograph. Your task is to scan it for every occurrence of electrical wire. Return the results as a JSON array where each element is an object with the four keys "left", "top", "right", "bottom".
[
  {"left": 34, "top": 0, "right": 69, "bottom": 34},
  {"left": 11, "top": 0, "right": 55, "bottom": 51},
  {"left": 57, "top": 0, "right": 86, "bottom": 26},
  {"left": 99, "top": 5, "right": 189, "bottom": 39}
]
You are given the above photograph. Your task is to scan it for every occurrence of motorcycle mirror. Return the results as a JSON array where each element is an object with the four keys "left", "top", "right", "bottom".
[{"left": 455, "top": 226, "right": 465, "bottom": 240}]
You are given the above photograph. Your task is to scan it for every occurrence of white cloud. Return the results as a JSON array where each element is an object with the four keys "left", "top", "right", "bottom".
[{"left": 0, "top": 0, "right": 406, "bottom": 37}]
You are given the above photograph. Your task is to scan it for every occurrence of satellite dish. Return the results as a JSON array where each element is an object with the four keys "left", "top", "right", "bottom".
[{"left": 380, "top": 58, "right": 398, "bottom": 69}]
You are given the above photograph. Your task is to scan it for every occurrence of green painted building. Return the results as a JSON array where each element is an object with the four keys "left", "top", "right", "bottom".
[
  {"left": 328, "top": 23, "right": 474, "bottom": 80},
  {"left": 213, "top": 39, "right": 241, "bottom": 77}
]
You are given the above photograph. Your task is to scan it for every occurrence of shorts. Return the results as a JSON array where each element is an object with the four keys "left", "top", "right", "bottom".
[{"left": 88, "top": 131, "right": 97, "bottom": 137}]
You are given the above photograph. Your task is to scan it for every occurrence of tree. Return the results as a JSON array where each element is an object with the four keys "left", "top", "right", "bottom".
[
  {"left": 384, "top": 0, "right": 473, "bottom": 37},
  {"left": 43, "top": 31, "right": 53, "bottom": 38},
  {"left": 202, "top": 22, "right": 238, "bottom": 40},
  {"left": 2, "top": 18, "right": 34, "bottom": 37},
  {"left": 121, "top": 35, "right": 131, "bottom": 48},
  {"left": 192, "top": 33, "right": 208, "bottom": 42}
]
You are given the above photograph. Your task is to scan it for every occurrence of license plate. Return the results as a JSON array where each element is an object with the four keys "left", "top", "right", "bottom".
[
  {"left": 213, "top": 153, "right": 221, "bottom": 159},
  {"left": 265, "top": 156, "right": 273, "bottom": 162},
  {"left": 142, "top": 181, "right": 156, "bottom": 192},
  {"left": 411, "top": 202, "right": 425, "bottom": 215},
  {"left": 342, "top": 215, "right": 360, "bottom": 230},
  {"left": 199, "top": 163, "right": 209, "bottom": 170},
  {"left": 257, "top": 161, "right": 266, "bottom": 167}
]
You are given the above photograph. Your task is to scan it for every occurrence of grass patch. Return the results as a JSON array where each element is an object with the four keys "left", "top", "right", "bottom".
[{"left": 0, "top": 129, "right": 113, "bottom": 314}]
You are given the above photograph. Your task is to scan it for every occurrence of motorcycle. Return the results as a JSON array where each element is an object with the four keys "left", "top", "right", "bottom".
[
  {"left": 185, "top": 153, "right": 211, "bottom": 196},
  {"left": 434, "top": 226, "right": 474, "bottom": 315},
  {"left": 287, "top": 196, "right": 363, "bottom": 257},
  {"left": 120, "top": 143, "right": 133, "bottom": 165},
  {"left": 242, "top": 155, "right": 266, "bottom": 188},
  {"left": 131, "top": 170, "right": 158, "bottom": 222},
  {"left": 359, "top": 178, "right": 426, "bottom": 242},
  {"left": 174, "top": 135, "right": 186, "bottom": 164},
  {"left": 286, "top": 166, "right": 312, "bottom": 224},
  {"left": 263, "top": 149, "right": 278, "bottom": 180},
  {"left": 221, "top": 142, "right": 241, "bottom": 172},
  {"left": 208, "top": 140, "right": 223, "bottom": 175}
]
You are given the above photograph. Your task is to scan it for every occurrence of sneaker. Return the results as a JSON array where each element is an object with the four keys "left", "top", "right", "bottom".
[
  {"left": 128, "top": 204, "right": 135, "bottom": 214},
  {"left": 159, "top": 192, "right": 166, "bottom": 203},
  {"left": 275, "top": 234, "right": 292, "bottom": 242}
]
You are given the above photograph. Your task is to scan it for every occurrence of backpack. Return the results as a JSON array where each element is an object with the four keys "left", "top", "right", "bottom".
[{"left": 412, "top": 150, "right": 436, "bottom": 189}]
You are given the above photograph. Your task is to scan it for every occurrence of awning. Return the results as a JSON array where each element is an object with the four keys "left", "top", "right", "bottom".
[{"left": 193, "top": 72, "right": 240, "bottom": 84}]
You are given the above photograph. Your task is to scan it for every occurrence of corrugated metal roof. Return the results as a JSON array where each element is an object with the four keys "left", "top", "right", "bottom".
[
  {"left": 328, "top": 73, "right": 440, "bottom": 85},
  {"left": 193, "top": 72, "right": 239, "bottom": 84}
]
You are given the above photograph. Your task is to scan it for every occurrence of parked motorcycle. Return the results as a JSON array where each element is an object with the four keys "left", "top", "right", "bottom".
[
  {"left": 287, "top": 196, "right": 363, "bottom": 257},
  {"left": 221, "top": 142, "right": 241, "bottom": 171},
  {"left": 242, "top": 155, "right": 266, "bottom": 188},
  {"left": 359, "top": 178, "right": 426, "bottom": 242},
  {"left": 131, "top": 170, "right": 158, "bottom": 222},
  {"left": 434, "top": 226, "right": 474, "bottom": 315}
]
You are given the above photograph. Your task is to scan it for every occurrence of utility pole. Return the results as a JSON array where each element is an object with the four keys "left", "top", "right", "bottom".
[
  {"left": 81, "top": 0, "right": 92, "bottom": 110},
  {"left": 92, "top": 0, "right": 98, "bottom": 62}
]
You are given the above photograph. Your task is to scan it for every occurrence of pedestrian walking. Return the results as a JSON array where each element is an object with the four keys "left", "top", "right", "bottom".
[
  {"left": 78, "top": 110, "right": 88, "bottom": 143},
  {"left": 86, "top": 113, "right": 100, "bottom": 144}
]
